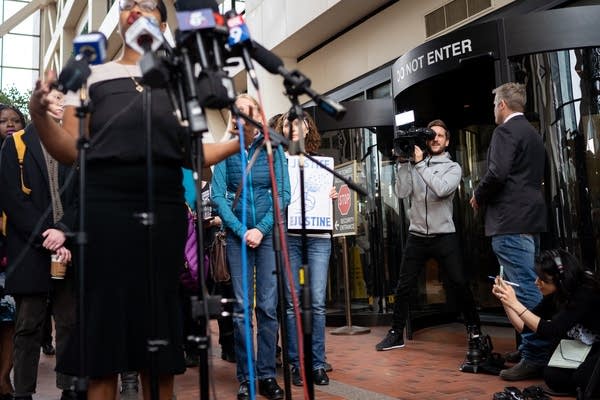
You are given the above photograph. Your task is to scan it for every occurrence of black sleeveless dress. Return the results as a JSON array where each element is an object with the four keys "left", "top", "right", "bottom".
[{"left": 58, "top": 62, "right": 188, "bottom": 377}]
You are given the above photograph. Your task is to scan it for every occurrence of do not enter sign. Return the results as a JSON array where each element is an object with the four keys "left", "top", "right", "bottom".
[{"left": 337, "top": 184, "right": 351, "bottom": 215}]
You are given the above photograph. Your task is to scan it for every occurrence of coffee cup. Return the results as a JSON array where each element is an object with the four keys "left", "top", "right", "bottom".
[{"left": 50, "top": 253, "right": 67, "bottom": 279}]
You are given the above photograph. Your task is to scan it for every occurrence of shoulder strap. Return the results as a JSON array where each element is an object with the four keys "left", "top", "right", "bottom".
[
  {"left": 231, "top": 141, "right": 263, "bottom": 210},
  {"left": 12, "top": 130, "right": 32, "bottom": 195},
  {"left": 13, "top": 130, "right": 26, "bottom": 163}
]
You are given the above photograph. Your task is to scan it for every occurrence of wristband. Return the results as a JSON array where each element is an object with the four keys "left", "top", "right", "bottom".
[{"left": 518, "top": 308, "right": 528, "bottom": 317}]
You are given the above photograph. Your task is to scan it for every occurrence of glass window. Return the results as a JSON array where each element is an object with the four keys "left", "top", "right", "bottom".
[
  {"left": 344, "top": 93, "right": 365, "bottom": 102},
  {"left": 3, "top": 1, "right": 25, "bottom": 20},
  {"left": 4, "top": 6, "right": 40, "bottom": 35},
  {"left": 1, "top": 67, "right": 37, "bottom": 93},
  {"left": 512, "top": 47, "right": 600, "bottom": 272},
  {"left": 1, "top": 33, "right": 39, "bottom": 69},
  {"left": 367, "top": 82, "right": 391, "bottom": 99}
]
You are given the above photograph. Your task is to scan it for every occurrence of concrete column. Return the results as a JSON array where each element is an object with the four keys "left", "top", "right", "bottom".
[
  {"left": 59, "top": 28, "right": 75, "bottom": 69},
  {"left": 38, "top": 3, "right": 54, "bottom": 76},
  {"left": 88, "top": 0, "right": 107, "bottom": 31},
  {"left": 248, "top": 56, "right": 298, "bottom": 120}
]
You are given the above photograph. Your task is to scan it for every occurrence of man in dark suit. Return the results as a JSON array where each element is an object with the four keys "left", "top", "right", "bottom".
[
  {"left": 470, "top": 82, "right": 550, "bottom": 381},
  {"left": 0, "top": 89, "right": 77, "bottom": 400}
]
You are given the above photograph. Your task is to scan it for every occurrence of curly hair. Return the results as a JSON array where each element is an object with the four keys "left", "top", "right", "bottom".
[
  {"left": 268, "top": 113, "right": 282, "bottom": 130},
  {"left": 281, "top": 111, "right": 321, "bottom": 153},
  {"left": 0, "top": 104, "right": 26, "bottom": 126},
  {"left": 0, "top": 104, "right": 27, "bottom": 139}
]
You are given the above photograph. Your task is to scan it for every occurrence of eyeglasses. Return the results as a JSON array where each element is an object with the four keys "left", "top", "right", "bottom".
[{"left": 119, "top": 0, "right": 158, "bottom": 13}]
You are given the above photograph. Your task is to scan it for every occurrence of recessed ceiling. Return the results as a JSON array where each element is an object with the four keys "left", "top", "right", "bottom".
[{"left": 273, "top": 0, "right": 394, "bottom": 59}]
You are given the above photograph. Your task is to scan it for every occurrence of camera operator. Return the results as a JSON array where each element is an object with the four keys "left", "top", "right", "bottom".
[{"left": 376, "top": 119, "right": 482, "bottom": 352}]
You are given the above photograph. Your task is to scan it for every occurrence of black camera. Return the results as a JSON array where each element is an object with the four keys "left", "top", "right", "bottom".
[{"left": 393, "top": 127, "right": 436, "bottom": 160}]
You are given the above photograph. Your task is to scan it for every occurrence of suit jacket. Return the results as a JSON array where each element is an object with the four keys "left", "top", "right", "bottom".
[
  {"left": 0, "top": 124, "right": 76, "bottom": 294},
  {"left": 474, "top": 115, "right": 547, "bottom": 236}
]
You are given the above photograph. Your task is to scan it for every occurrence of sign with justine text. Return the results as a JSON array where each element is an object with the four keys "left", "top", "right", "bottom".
[{"left": 287, "top": 155, "right": 335, "bottom": 231}]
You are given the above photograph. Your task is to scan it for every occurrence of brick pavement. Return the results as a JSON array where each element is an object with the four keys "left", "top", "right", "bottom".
[{"left": 32, "top": 322, "right": 570, "bottom": 400}]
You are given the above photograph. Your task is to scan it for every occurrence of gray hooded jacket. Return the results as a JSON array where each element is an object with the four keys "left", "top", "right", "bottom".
[{"left": 395, "top": 152, "right": 461, "bottom": 236}]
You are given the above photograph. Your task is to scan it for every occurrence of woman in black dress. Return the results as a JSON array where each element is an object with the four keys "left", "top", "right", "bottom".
[{"left": 28, "top": 1, "right": 242, "bottom": 399}]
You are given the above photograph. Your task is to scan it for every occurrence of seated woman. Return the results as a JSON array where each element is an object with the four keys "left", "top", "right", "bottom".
[{"left": 492, "top": 249, "right": 600, "bottom": 396}]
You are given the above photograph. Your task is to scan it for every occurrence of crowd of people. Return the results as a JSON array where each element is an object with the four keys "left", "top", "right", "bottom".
[{"left": 0, "top": 1, "right": 599, "bottom": 400}]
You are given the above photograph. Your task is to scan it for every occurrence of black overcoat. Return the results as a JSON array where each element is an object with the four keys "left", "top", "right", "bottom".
[{"left": 0, "top": 124, "right": 76, "bottom": 294}]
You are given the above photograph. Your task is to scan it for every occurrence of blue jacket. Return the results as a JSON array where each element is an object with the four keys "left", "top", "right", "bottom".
[{"left": 211, "top": 136, "right": 290, "bottom": 239}]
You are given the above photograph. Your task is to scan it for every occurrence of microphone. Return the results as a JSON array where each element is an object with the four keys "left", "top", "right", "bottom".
[
  {"left": 55, "top": 32, "right": 107, "bottom": 93},
  {"left": 175, "top": 0, "right": 217, "bottom": 68},
  {"left": 250, "top": 42, "right": 346, "bottom": 120},
  {"left": 249, "top": 41, "right": 283, "bottom": 74},
  {"left": 73, "top": 32, "right": 107, "bottom": 65},
  {"left": 124, "top": 15, "right": 164, "bottom": 55},
  {"left": 172, "top": 0, "right": 222, "bottom": 131},
  {"left": 175, "top": 0, "right": 235, "bottom": 109},
  {"left": 225, "top": 10, "right": 259, "bottom": 89}
]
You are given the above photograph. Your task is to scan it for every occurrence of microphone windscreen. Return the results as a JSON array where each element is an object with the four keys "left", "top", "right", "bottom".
[
  {"left": 176, "top": 0, "right": 218, "bottom": 11},
  {"left": 251, "top": 42, "right": 283, "bottom": 74},
  {"left": 176, "top": 8, "right": 216, "bottom": 31},
  {"left": 56, "top": 57, "right": 92, "bottom": 93},
  {"left": 73, "top": 32, "right": 107, "bottom": 65},
  {"left": 125, "top": 16, "right": 163, "bottom": 54}
]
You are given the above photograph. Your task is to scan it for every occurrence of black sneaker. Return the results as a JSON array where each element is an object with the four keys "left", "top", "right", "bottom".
[
  {"left": 291, "top": 366, "right": 302, "bottom": 386},
  {"left": 375, "top": 329, "right": 405, "bottom": 351},
  {"left": 313, "top": 368, "right": 329, "bottom": 386},
  {"left": 258, "top": 378, "right": 284, "bottom": 400},
  {"left": 237, "top": 381, "right": 250, "bottom": 400}
]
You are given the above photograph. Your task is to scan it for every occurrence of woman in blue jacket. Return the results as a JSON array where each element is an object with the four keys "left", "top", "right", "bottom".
[{"left": 211, "top": 94, "right": 290, "bottom": 400}]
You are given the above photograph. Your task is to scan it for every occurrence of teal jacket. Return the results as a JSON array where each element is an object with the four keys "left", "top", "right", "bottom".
[{"left": 211, "top": 135, "right": 290, "bottom": 239}]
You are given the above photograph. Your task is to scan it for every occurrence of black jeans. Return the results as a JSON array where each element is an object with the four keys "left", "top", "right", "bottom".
[
  {"left": 42, "top": 298, "right": 53, "bottom": 346},
  {"left": 13, "top": 279, "right": 76, "bottom": 396},
  {"left": 391, "top": 233, "right": 480, "bottom": 332}
]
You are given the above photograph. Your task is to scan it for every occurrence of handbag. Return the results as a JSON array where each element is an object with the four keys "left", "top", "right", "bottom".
[
  {"left": 181, "top": 204, "right": 209, "bottom": 290},
  {"left": 209, "top": 229, "right": 230, "bottom": 282},
  {"left": 547, "top": 339, "right": 592, "bottom": 369}
]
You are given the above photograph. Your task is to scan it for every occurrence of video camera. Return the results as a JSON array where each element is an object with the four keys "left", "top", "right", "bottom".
[
  {"left": 392, "top": 126, "right": 436, "bottom": 160},
  {"left": 393, "top": 110, "right": 436, "bottom": 160}
]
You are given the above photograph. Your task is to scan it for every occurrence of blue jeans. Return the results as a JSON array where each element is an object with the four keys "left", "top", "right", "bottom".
[
  {"left": 284, "top": 235, "right": 331, "bottom": 370},
  {"left": 492, "top": 233, "right": 552, "bottom": 365},
  {"left": 228, "top": 232, "right": 279, "bottom": 382}
]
